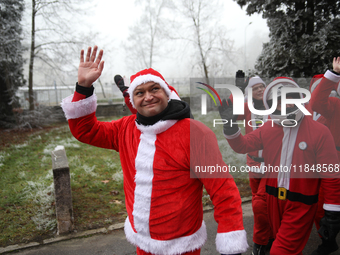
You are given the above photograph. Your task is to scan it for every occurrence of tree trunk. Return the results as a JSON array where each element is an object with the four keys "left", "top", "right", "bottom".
[
  {"left": 28, "top": 0, "right": 36, "bottom": 111},
  {"left": 306, "top": 0, "right": 314, "bottom": 35},
  {"left": 0, "top": 75, "right": 13, "bottom": 119}
]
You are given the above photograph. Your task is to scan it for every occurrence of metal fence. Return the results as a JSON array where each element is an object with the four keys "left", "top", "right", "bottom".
[{"left": 17, "top": 78, "right": 192, "bottom": 108}]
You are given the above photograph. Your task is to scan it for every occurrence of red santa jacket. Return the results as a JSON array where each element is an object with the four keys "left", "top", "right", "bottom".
[
  {"left": 310, "top": 70, "right": 340, "bottom": 160},
  {"left": 61, "top": 93, "right": 248, "bottom": 255},
  {"left": 225, "top": 116, "right": 340, "bottom": 209}
]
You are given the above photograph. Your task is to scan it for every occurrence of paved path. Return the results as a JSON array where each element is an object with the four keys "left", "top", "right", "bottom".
[{"left": 4, "top": 202, "right": 340, "bottom": 255}]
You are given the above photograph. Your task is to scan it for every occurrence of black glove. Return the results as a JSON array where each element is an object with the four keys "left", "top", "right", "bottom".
[
  {"left": 235, "top": 70, "right": 249, "bottom": 93},
  {"left": 114, "top": 75, "right": 129, "bottom": 97},
  {"left": 318, "top": 210, "right": 340, "bottom": 240},
  {"left": 218, "top": 99, "right": 239, "bottom": 136}
]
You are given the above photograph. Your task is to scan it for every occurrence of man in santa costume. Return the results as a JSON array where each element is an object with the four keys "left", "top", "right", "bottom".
[
  {"left": 309, "top": 57, "right": 340, "bottom": 255},
  {"left": 219, "top": 74, "right": 340, "bottom": 254},
  {"left": 61, "top": 45, "right": 248, "bottom": 255},
  {"left": 233, "top": 71, "right": 272, "bottom": 255}
]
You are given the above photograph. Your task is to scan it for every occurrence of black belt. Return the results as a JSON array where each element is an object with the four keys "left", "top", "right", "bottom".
[
  {"left": 247, "top": 154, "right": 264, "bottom": 163},
  {"left": 337, "top": 146, "right": 340, "bottom": 152},
  {"left": 266, "top": 185, "right": 318, "bottom": 205}
]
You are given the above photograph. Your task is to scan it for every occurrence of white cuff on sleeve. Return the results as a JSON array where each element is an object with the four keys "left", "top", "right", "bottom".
[
  {"left": 216, "top": 230, "right": 249, "bottom": 254},
  {"left": 61, "top": 94, "right": 97, "bottom": 120},
  {"left": 324, "top": 70, "right": 340, "bottom": 83},
  {"left": 223, "top": 128, "right": 241, "bottom": 140},
  {"left": 323, "top": 204, "right": 340, "bottom": 212}
]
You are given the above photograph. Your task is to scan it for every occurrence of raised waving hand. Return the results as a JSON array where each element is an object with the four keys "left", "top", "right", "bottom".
[
  {"left": 78, "top": 46, "right": 104, "bottom": 87},
  {"left": 333, "top": 56, "right": 340, "bottom": 74}
]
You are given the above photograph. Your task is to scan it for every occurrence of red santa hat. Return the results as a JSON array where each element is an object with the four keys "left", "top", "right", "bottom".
[{"left": 128, "top": 68, "right": 180, "bottom": 108}]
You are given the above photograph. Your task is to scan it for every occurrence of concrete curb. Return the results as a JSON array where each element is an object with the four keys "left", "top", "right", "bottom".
[{"left": 0, "top": 197, "right": 252, "bottom": 254}]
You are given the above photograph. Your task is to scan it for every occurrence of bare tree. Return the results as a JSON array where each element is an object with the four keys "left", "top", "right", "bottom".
[
  {"left": 124, "top": 0, "right": 174, "bottom": 71},
  {"left": 173, "top": 0, "right": 237, "bottom": 82},
  {"left": 26, "top": 0, "right": 93, "bottom": 110}
]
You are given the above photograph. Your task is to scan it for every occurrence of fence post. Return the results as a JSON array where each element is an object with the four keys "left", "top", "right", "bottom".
[{"left": 51, "top": 146, "right": 74, "bottom": 235}]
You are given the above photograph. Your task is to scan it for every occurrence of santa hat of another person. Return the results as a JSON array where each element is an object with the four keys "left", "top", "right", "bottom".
[
  {"left": 263, "top": 76, "right": 304, "bottom": 126},
  {"left": 244, "top": 76, "right": 266, "bottom": 101},
  {"left": 128, "top": 68, "right": 180, "bottom": 109}
]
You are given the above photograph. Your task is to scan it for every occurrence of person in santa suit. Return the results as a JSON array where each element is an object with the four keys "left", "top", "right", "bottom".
[
  {"left": 308, "top": 57, "right": 340, "bottom": 255},
  {"left": 61, "top": 45, "right": 248, "bottom": 255},
  {"left": 233, "top": 71, "right": 272, "bottom": 255},
  {"left": 219, "top": 75, "right": 340, "bottom": 255}
]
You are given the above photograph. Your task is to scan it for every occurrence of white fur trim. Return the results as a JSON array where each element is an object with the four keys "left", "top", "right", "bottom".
[
  {"left": 223, "top": 128, "right": 241, "bottom": 140},
  {"left": 244, "top": 76, "right": 266, "bottom": 98},
  {"left": 324, "top": 70, "right": 340, "bottom": 83},
  {"left": 323, "top": 204, "right": 340, "bottom": 212},
  {"left": 128, "top": 74, "right": 172, "bottom": 108},
  {"left": 278, "top": 125, "right": 300, "bottom": 190},
  {"left": 136, "top": 119, "right": 177, "bottom": 135},
  {"left": 60, "top": 94, "right": 97, "bottom": 120},
  {"left": 124, "top": 217, "right": 207, "bottom": 255},
  {"left": 247, "top": 76, "right": 266, "bottom": 89},
  {"left": 133, "top": 131, "right": 156, "bottom": 237},
  {"left": 215, "top": 230, "right": 249, "bottom": 254},
  {"left": 170, "top": 90, "right": 181, "bottom": 100},
  {"left": 131, "top": 119, "right": 178, "bottom": 244},
  {"left": 323, "top": 71, "right": 340, "bottom": 96}
]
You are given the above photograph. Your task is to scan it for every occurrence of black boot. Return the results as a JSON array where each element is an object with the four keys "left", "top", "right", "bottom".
[
  {"left": 311, "top": 238, "right": 339, "bottom": 255},
  {"left": 252, "top": 243, "right": 266, "bottom": 255}
]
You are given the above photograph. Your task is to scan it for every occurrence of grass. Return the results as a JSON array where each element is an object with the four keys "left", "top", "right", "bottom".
[
  {"left": 0, "top": 115, "right": 250, "bottom": 248},
  {"left": 0, "top": 119, "right": 126, "bottom": 247}
]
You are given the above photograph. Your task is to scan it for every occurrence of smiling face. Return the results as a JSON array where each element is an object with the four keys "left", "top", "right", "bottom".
[
  {"left": 133, "top": 82, "right": 169, "bottom": 117},
  {"left": 252, "top": 83, "right": 265, "bottom": 100}
]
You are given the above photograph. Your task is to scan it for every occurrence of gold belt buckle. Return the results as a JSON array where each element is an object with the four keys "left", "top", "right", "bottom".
[{"left": 278, "top": 187, "right": 287, "bottom": 200}]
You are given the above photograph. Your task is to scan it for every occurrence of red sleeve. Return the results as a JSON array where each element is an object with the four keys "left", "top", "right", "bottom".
[
  {"left": 72, "top": 91, "right": 87, "bottom": 102},
  {"left": 68, "top": 89, "right": 122, "bottom": 150},
  {"left": 68, "top": 113, "right": 126, "bottom": 151},
  {"left": 315, "top": 126, "right": 340, "bottom": 207},
  {"left": 189, "top": 121, "right": 244, "bottom": 233},
  {"left": 310, "top": 72, "right": 339, "bottom": 118},
  {"left": 124, "top": 96, "right": 137, "bottom": 114},
  {"left": 226, "top": 125, "right": 264, "bottom": 154}
]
